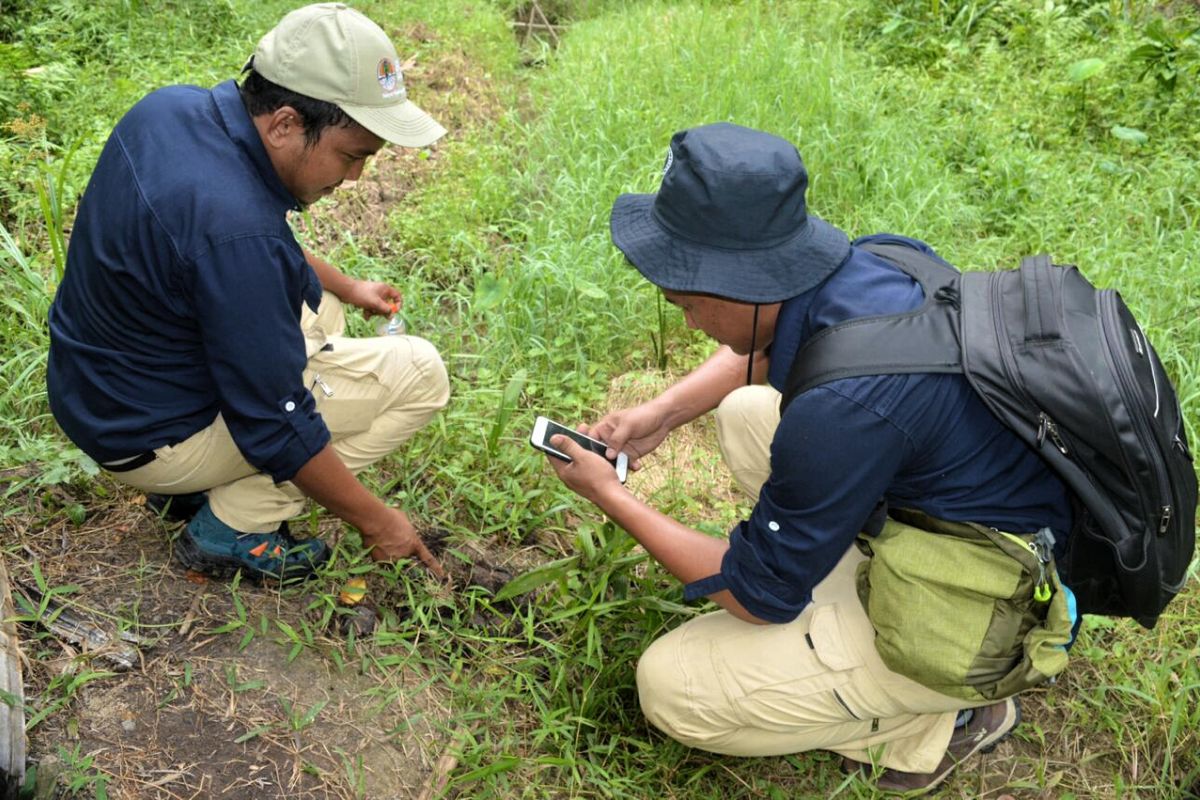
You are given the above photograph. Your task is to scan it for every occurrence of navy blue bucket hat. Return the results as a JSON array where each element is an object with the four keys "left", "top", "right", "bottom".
[{"left": 610, "top": 122, "right": 850, "bottom": 303}]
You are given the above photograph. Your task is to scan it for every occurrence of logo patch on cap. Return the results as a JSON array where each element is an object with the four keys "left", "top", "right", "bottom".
[{"left": 376, "top": 57, "right": 403, "bottom": 98}]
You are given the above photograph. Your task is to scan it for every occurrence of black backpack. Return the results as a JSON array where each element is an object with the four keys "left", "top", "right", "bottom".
[{"left": 782, "top": 242, "right": 1197, "bottom": 629}]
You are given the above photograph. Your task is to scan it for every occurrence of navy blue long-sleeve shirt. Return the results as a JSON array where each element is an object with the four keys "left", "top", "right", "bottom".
[
  {"left": 684, "top": 235, "right": 1073, "bottom": 623},
  {"left": 47, "top": 80, "right": 328, "bottom": 482}
]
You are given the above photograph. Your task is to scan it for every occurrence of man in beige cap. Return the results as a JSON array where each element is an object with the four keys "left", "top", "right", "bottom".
[{"left": 48, "top": 4, "right": 450, "bottom": 581}]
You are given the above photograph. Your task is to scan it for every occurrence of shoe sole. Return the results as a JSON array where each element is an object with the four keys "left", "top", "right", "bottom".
[{"left": 174, "top": 530, "right": 322, "bottom": 583}]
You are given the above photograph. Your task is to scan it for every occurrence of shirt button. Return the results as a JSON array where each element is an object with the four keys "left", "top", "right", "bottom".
[
  {"left": 284, "top": 401, "right": 296, "bottom": 412},
  {"left": 768, "top": 521, "right": 780, "bottom": 532}
]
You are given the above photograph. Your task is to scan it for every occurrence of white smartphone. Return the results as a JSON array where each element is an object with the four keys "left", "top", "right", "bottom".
[{"left": 530, "top": 415, "right": 628, "bottom": 484}]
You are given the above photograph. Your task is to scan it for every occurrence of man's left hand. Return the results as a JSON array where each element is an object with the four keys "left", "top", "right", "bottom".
[{"left": 343, "top": 278, "right": 402, "bottom": 318}]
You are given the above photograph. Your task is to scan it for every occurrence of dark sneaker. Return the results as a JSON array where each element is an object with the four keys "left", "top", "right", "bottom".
[
  {"left": 175, "top": 502, "right": 330, "bottom": 582},
  {"left": 146, "top": 492, "right": 208, "bottom": 523},
  {"left": 845, "top": 697, "right": 1021, "bottom": 796}
]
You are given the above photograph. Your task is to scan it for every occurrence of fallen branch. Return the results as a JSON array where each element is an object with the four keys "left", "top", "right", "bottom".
[
  {"left": 511, "top": 21, "right": 566, "bottom": 32},
  {"left": 416, "top": 726, "right": 471, "bottom": 800},
  {"left": 177, "top": 589, "right": 206, "bottom": 638},
  {"left": 516, "top": 0, "right": 562, "bottom": 47},
  {"left": 16, "top": 581, "right": 152, "bottom": 672},
  {"left": 0, "top": 556, "right": 26, "bottom": 799}
]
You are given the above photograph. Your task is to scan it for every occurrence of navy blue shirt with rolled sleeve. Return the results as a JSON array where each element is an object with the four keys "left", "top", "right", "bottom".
[
  {"left": 47, "top": 80, "right": 329, "bottom": 483},
  {"left": 684, "top": 235, "right": 1073, "bottom": 623}
]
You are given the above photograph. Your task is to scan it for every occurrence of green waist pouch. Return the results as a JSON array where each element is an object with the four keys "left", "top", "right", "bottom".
[{"left": 857, "top": 508, "right": 1074, "bottom": 702}]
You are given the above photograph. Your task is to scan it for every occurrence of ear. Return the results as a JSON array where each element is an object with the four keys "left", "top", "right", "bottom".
[{"left": 260, "top": 105, "right": 303, "bottom": 150}]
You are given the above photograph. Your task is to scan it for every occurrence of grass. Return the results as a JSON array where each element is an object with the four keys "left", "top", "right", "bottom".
[{"left": 2, "top": 0, "right": 1200, "bottom": 797}]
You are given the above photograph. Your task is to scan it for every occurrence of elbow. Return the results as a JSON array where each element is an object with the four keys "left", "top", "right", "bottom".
[{"left": 711, "top": 589, "right": 772, "bottom": 625}]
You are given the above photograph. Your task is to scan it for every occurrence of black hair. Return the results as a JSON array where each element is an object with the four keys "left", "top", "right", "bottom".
[{"left": 238, "top": 60, "right": 355, "bottom": 148}]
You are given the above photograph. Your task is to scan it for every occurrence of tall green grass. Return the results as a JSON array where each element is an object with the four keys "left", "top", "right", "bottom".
[{"left": 434, "top": 1, "right": 1200, "bottom": 797}]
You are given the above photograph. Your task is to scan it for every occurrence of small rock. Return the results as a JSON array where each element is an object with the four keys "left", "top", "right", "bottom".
[
  {"left": 121, "top": 719, "right": 136, "bottom": 732},
  {"left": 32, "top": 754, "right": 63, "bottom": 800},
  {"left": 337, "top": 606, "right": 377, "bottom": 637}
]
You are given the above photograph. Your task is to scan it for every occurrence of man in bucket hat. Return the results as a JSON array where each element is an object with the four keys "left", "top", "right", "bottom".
[
  {"left": 542, "top": 123, "right": 1074, "bottom": 794},
  {"left": 48, "top": 4, "right": 449, "bottom": 582}
]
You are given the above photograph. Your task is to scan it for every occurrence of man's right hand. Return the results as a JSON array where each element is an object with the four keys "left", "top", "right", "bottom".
[
  {"left": 587, "top": 401, "right": 674, "bottom": 469},
  {"left": 361, "top": 507, "right": 446, "bottom": 578},
  {"left": 293, "top": 446, "right": 446, "bottom": 579}
]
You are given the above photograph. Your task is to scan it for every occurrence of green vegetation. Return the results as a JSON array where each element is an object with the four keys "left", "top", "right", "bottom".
[{"left": 2, "top": 0, "right": 1198, "bottom": 798}]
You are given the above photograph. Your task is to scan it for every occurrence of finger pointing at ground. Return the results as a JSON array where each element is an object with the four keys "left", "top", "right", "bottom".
[{"left": 413, "top": 537, "right": 447, "bottom": 580}]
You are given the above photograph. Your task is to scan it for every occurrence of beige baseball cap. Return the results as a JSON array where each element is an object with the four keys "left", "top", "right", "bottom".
[{"left": 251, "top": 3, "right": 446, "bottom": 148}]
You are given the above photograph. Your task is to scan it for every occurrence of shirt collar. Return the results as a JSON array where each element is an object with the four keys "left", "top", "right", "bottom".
[
  {"left": 211, "top": 80, "right": 299, "bottom": 212},
  {"left": 766, "top": 286, "right": 818, "bottom": 392}
]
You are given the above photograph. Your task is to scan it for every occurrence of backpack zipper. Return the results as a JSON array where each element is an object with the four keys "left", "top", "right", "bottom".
[
  {"left": 1031, "top": 527, "right": 1056, "bottom": 602},
  {"left": 1098, "top": 291, "right": 1172, "bottom": 538},
  {"left": 997, "top": 528, "right": 1055, "bottom": 603},
  {"left": 1036, "top": 412, "right": 1069, "bottom": 455}
]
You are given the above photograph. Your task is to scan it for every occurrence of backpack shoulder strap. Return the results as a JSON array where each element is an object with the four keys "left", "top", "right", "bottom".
[{"left": 780, "top": 243, "right": 965, "bottom": 413}]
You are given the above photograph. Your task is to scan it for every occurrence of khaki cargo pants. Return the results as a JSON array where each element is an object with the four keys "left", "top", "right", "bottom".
[
  {"left": 635, "top": 385, "right": 975, "bottom": 774},
  {"left": 110, "top": 293, "right": 450, "bottom": 533}
]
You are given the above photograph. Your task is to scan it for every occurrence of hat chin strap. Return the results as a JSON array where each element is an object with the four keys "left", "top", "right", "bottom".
[{"left": 746, "top": 303, "right": 760, "bottom": 386}]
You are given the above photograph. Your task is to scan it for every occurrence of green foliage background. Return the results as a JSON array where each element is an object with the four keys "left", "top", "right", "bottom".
[{"left": 1, "top": 0, "right": 1198, "bottom": 797}]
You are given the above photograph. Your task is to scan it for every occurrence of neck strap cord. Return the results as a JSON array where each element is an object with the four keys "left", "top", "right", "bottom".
[{"left": 746, "top": 303, "right": 760, "bottom": 386}]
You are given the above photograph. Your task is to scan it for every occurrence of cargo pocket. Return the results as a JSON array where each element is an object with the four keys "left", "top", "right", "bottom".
[
  {"left": 807, "top": 604, "right": 870, "bottom": 723},
  {"left": 708, "top": 604, "right": 870, "bottom": 730}
]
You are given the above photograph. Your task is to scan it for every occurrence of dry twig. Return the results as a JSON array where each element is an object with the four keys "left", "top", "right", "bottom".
[
  {"left": 514, "top": 0, "right": 563, "bottom": 47},
  {"left": 417, "top": 726, "right": 471, "bottom": 800}
]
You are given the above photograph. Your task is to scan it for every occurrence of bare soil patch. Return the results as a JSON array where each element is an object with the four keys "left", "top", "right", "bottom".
[
  {"left": 3, "top": 475, "right": 546, "bottom": 799},
  {"left": 5, "top": 488, "right": 441, "bottom": 799}
]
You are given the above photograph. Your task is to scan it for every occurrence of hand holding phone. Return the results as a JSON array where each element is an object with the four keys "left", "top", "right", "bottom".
[{"left": 530, "top": 416, "right": 628, "bottom": 483}]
